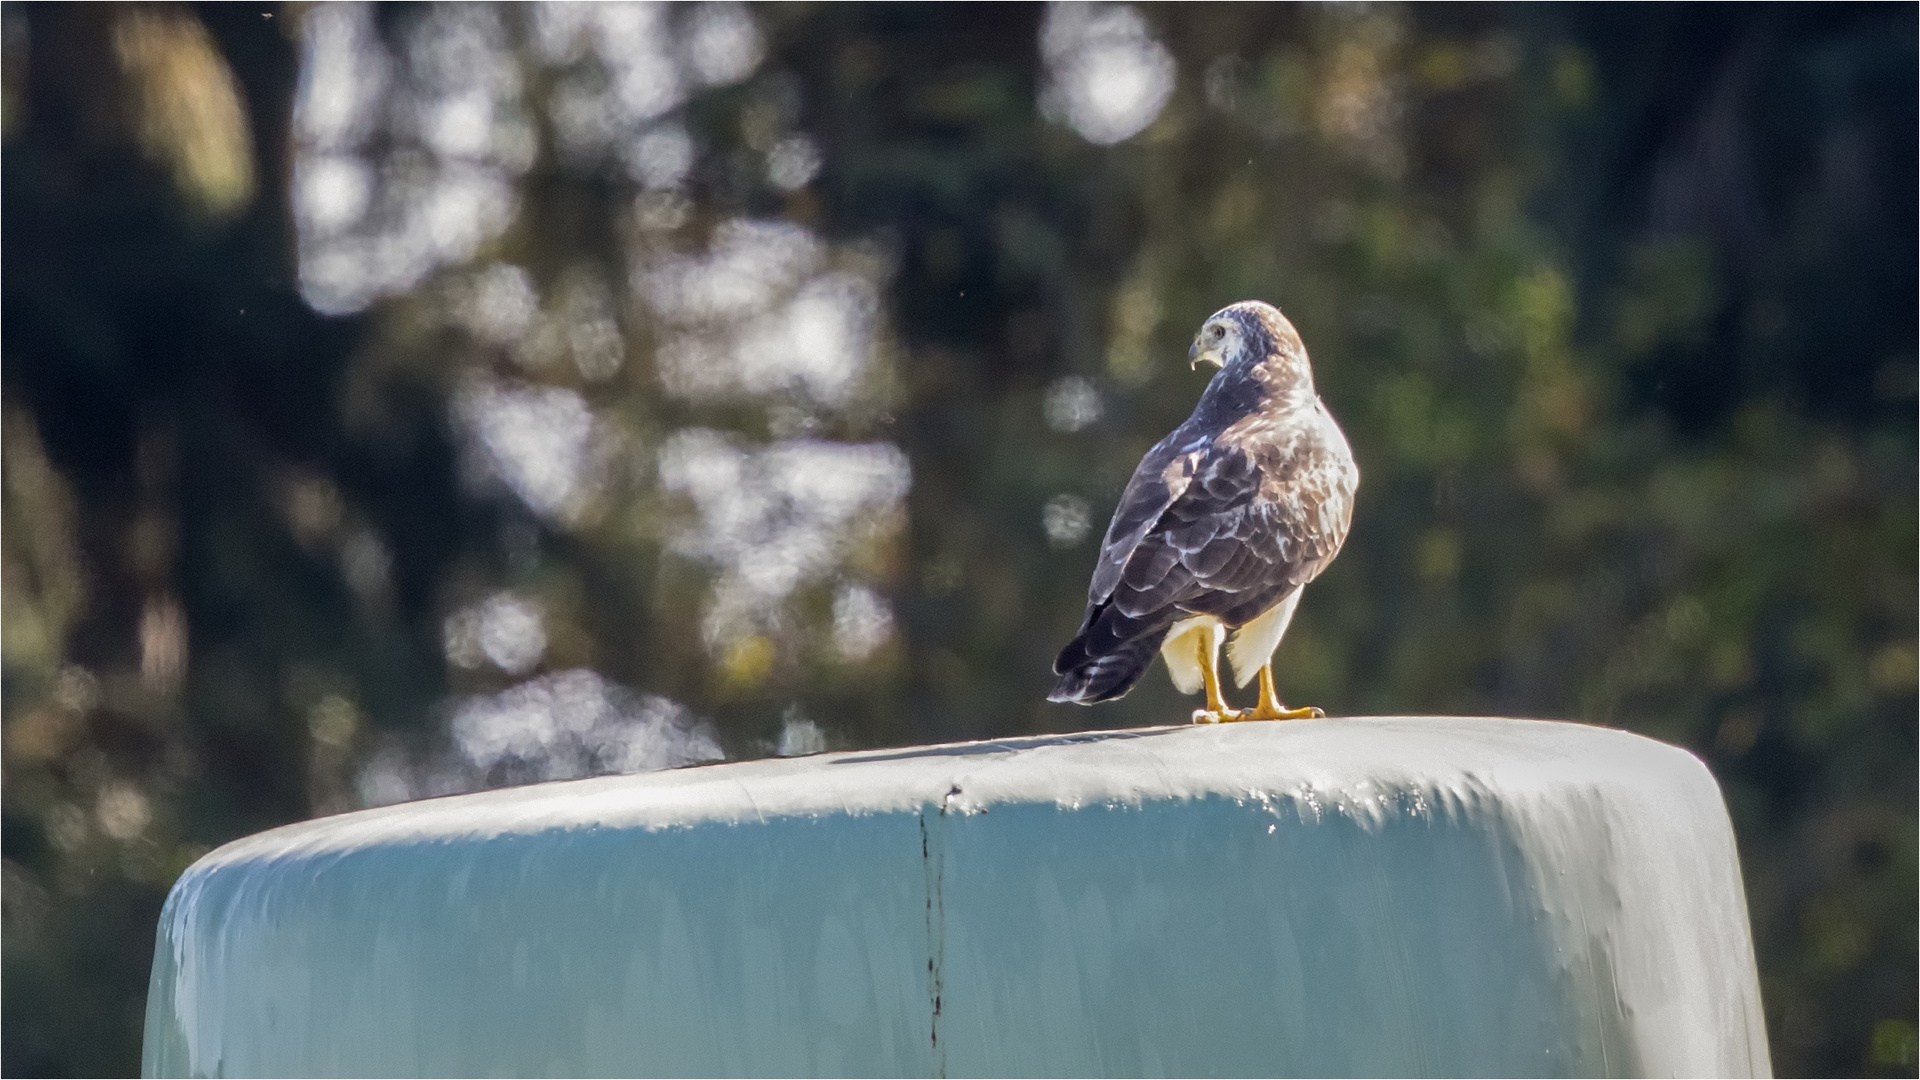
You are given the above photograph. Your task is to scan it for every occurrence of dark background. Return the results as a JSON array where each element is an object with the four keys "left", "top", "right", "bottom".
[{"left": 3, "top": 3, "right": 1913, "bottom": 1076}]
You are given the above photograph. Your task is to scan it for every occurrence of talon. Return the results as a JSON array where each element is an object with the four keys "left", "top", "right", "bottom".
[
  {"left": 1191, "top": 709, "right": 1229, "bottom": 725},
  {"left": 1226, "top": 705, "right": 1322, "bottom": 722},
  {"left": 1226, "top": 665, "right": 1323, "bottom": 720}
]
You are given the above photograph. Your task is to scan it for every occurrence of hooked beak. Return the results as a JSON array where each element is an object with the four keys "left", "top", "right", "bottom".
[{"left": 1189, "top": 340, "right": 1223, "bottom": 370}]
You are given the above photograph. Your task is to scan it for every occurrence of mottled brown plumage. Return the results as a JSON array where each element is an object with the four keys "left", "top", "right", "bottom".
[{"left": 1049, "top": 301, "right": 1358, "bottom": 718}]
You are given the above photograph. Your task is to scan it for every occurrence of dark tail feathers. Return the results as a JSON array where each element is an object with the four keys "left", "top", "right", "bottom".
[{"left": 1048, "top": 625, "right": 1170, "bottom": 704}]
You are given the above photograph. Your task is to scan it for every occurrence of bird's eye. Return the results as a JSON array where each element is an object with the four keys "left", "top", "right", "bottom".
[{"left": 1209, "top": 324, "right": 1225, "bottom": 341}]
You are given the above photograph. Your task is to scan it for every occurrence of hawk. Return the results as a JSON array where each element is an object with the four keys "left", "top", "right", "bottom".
[{"left": 1049, "top": 301, "right": 1358, "bottom": 722}]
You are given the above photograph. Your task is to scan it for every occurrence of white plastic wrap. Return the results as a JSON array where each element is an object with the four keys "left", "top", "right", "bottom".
[{"left": 143, "top": 717, "right": 1770, "bottom": 1077}]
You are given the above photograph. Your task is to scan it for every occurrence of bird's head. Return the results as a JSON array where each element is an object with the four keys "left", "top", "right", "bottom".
[{"left": 1188, "top": 300, "right": 1308, "bottom": 380}]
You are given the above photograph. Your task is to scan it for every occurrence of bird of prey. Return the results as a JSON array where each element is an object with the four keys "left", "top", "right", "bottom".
[{"left": 1049, "top": 301, "right": 1358, "bottom": 722}]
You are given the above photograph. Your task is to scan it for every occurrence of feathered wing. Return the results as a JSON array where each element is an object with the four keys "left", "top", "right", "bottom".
[
  {"left": 1047, "top": 431, "right": 1203, "bottom": 703},
  {"left": 1049, "top": 410, "right": 1355, "bottom": 704},
  {"left": 1085, "top": 433, "right": 1206, "bottom": 604}
]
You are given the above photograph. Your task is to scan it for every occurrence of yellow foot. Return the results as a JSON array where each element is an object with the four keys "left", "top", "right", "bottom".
[
  {"left": 1225, "top": 704, "right": 1324, "bottom": 722},
  {"left": 1229, "top": 665, "right": 1322, "bottom": 721},
  {"left": 1191, "top": 629, "right": 1235, "bottom": 724}
]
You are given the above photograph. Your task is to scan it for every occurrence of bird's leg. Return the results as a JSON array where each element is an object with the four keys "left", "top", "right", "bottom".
[
  {"left": 1228, "top": 664, "right": 1324, "bottom": 722},
  {"left": 1190, "top": 631, "right": 1236, "bottom": 724}
]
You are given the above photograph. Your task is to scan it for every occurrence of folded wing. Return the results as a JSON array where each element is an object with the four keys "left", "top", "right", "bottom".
[{"left": 1049, "top": 421, "right": 1351, "bottom": 704}]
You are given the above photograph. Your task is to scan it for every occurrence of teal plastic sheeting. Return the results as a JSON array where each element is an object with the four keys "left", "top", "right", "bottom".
[{"left": 142, "top": 717, "right": 1771, "bottom": 1077}]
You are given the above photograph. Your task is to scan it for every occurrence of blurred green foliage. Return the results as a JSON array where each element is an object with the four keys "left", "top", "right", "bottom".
[{"left": 2, "top": 3, "right": 1913, "bottom": 1076}]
